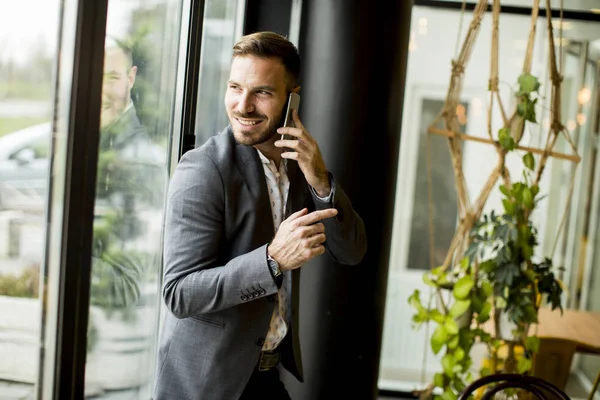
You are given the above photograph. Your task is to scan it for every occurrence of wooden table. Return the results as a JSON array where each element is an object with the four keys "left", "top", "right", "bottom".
[
  {"left": 533, "top": 307, "right": 600, "bottom": 355},
  {"left": 480, "top": 306, "right": 600, "bottom": 390}
]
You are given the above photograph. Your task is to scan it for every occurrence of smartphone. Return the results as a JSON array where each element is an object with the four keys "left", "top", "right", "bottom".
[{"left": 281, "top": 92, "right": 301, "bottom": 141}]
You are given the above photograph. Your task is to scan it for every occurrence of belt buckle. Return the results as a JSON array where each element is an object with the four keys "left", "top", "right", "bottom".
[{"left": 258, "top": 350, "right": 280, "bottom": 371}]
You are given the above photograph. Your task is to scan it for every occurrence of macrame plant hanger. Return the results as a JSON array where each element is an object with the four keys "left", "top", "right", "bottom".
[
  {"left": 425, "top": 0, "right": 579, "bottom": 276},
  {"left": 420, "top": 0, "right": 580, "bottom": 393}
]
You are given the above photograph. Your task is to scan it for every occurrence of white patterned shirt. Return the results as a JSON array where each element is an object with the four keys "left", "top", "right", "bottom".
[{"left": 257, "top": 150, "right": 293, "bottom": 351}]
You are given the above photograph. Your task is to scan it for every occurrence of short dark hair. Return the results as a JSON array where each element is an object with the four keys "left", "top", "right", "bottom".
[
  {"left": 105, "top": 36, "right": 134, "bottom": 69},
  {"left": 232, "top": 31, "right": 301, "bottom": 88}
]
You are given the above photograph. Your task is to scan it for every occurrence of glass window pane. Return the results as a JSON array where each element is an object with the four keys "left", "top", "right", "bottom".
[
  {"left": 84, "top": 0, "right": 184, "bottom": 397},
  {"left": 0, "top": 0, "right": 60, "bottom": 396},
  {"left": 195, "top": 0, "right": 243, "bottom": 145},
  {"left": 406, "top": 98, "right": 465, "bottom": 271}
]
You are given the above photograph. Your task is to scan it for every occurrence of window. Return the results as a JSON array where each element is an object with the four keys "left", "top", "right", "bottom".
[
  {"left": 195, "top": 0, "right": 244, "bottom": 145},
  {"left": 83, "top": 0, "right": 185, "bottom": 397},
  {"left": 0, "top": 0, "right": 59, "bottom": 393}
]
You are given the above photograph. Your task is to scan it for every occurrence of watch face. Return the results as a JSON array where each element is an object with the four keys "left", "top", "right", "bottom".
[{"left": 268, "top": 256, "right": 281, "bottom": 276}]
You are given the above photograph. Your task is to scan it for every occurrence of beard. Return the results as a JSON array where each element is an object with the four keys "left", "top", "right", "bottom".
[
  {"left": 230, "top": 108, "right": 284, "bottom": 146},
  {"left": 100, "top": 94, "right": 129, "bottom": 129}
]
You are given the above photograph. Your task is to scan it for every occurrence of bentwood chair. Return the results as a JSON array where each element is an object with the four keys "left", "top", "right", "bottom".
[{"left": 457, "top": 373, "right": 571, "bottom": 400}]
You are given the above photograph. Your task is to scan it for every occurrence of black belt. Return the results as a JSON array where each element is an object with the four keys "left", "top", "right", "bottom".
[{"left": 258, "top": 349, "right": 281, "bottom": 371}]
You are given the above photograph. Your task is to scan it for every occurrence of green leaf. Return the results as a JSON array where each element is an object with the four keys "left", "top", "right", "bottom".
[
  {"left": 476, "top": 301, "right": 492, "bottom": 323},
  {"left": 408, "top": 290, "right": 423, "bottom": 310},
  {"left": 498, "top": 127, "right": 516, "bottom": 151},
  {"left": 442, "top": 354, "right": 457, "bottom": 376},
  {"left": 433, "top": 372, "right": 445, "bottom": 388},
  {"left": 423, "top": 273, "right": 436, "bottom": 287},
  {"left": 517, "top": 100, "right": 527, "bottom": 116},
  {"left": 480, "top": 367, "right": 492, "bottom": 377},
  {"left": 444, "top": 318, "right": 459, "bottom": 335},
  {"left": 411, "top": 312, "right": 425, "bottom": 325},
  {"left": 447, "top": 334, "right": 459, "bottom": 350},
  {"left": 523, "top": 98, "right": 538, "bottom": 122},
  {"left": 481, "top": 281, "right": 493, "bottom": 297},
  {"left": 453, "top": 276, "right": 474, "bottom": 300},
  {"left": 460, "top": 256, "right": 470, "bottom": 270},
  {"left": 502, "top": 199, "right": 515, "bottom": 215},
  {"left": 523, "top": 152, "right": 535, "bottom": 170},
  {"left": 499, "top": 184, "right": 510, "bottom": 196},
  {"left": 449, "top": 299, "right": 471, "bottom": 318},
  {"left": 431, "top": 325, "right": 449, "bottom": 354},
  {"left": 454, "top": 347, "right": 466, "bottom": 361},
  {"left": 531, "top": 184, "right": 540, "bottom": 197},
  {"left": 441, "top": 389, "right": 458, "bottom": 400},
  {"left": 518, "top": 73, "right": 541, "bottom": 94},
  {"left": 518, "top": 357, "right": 533, "bottom": 373},
  {"left": 526, "top": 336, "right": 541, "bottom": 353},
  {"left": 430, "top": 309, "right": 446, "bottom": 324},
  {"left": 480, "top": 261, "right": 496, "bottom": 275}
]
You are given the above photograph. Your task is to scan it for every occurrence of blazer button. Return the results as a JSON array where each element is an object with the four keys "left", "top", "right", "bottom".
[
  {"left": 259, "top": 289, "right": 266, "bottom": 295},
  {"left": 241, "top": 295, "right": 247, "bottom": 301},
  {"left": 256, "top": 338, "right": 265, "bottom": 346}
]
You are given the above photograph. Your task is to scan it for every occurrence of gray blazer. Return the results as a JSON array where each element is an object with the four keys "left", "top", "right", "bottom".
[{"left": 152, "top": 126, "right": 367, "bottom": 400}]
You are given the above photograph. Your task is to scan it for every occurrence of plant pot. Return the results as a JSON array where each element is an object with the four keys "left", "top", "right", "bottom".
[{"left": 494, "top": 309, "right": 518, "bottom": 341}]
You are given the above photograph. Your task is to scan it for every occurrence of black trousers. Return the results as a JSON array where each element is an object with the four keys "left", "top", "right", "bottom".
[{"left": 239, "top": 367, "right": 292, "bottom": 400}]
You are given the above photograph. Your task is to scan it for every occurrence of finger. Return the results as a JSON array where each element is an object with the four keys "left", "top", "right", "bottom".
[
  {"left": 310, "top": 244, "right": 326, "bottom": 256},
  {"left": 277, "top": 126, "right": 301, "bottom": 138},
  {"left": 280, "top": 151, "right": 298, "bottom": 161},
  {"left": 274, "top": 139, "right": 300, "bottom": 149},
  {"left": 310, "top": 233, "right": 327, "bottom": 246},
  {"left": 309, "top": 222, "right": 326, "bottom": 234},
  {"left": 292, "top": 109, "right": 304, "bottom": 130},
  {"left": 286, "top": 208, "right": 309, "bottom": 221},
  {"left": 298, "top": 223, "right": 325, "bottom": 238},
  {"left": 299, "top": 208, "right": 338, "bottom": 226}
]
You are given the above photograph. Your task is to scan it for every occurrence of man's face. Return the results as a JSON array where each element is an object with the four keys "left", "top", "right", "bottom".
[
  {"left": 225, "top": 55, "right": 292, "bottom": 146},
  {"left": 101, "top": 48, "right": 136, "bottom": 129}
]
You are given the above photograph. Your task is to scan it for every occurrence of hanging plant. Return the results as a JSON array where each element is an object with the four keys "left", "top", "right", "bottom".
[{"left": 409, "top": 69, "right": 568, "bottom": 399}]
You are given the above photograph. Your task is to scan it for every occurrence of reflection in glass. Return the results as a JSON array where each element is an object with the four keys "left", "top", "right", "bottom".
[
  {"left": 84, "top": 0, "right": 183, "bottom": 397},
  {"left": 195, "top": 0, "right": 242, "bottom": 145},
  {"left": 0, "top": 0, "right": 60, "bottom": 395}
]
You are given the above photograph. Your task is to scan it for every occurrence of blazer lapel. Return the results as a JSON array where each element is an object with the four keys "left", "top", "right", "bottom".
[
  {"left": 284, "top": 159, "right": 308, "bottom": 219},
  {"left": 231, "top": 131, "right": 275, "bottom": 242}
]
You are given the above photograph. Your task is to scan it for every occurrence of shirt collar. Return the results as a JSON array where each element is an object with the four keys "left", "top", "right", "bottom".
[
  {"left": 256, "top": 149, "right": 271, "bottom": 165},
  {"left": 255, "top": 149, "right": 287, "bottom": 168}
]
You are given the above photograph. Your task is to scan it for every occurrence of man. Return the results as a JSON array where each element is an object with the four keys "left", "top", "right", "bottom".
[
  {"left": 90, "top": 37, "right": 163, "bottom": 310},
  {"left": 153, "top": 31, "right": 367, "bottom": 400}
]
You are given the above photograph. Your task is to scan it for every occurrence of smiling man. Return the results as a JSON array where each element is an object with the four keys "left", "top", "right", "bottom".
[{"left": 153, "top": 31, "right": 367, "bottom": 400}]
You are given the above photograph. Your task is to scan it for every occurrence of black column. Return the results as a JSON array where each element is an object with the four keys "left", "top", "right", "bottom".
[
  {"left": 244, "top": 0, "right": 292, "bottom": 35},
  {"left": 280, "top": 1, "right": 413, "bottom": 399}
]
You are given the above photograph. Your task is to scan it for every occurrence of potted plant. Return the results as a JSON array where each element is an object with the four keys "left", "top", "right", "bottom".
[{"left": 408, "top": 72, "right": 567, "bottom": 400}]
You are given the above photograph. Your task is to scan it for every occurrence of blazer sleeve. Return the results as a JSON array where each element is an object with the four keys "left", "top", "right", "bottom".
[
  {"left": 161, "top": 150, "right": 277, "bottom": 319},
  {"left": 312, "top": 173, "right": 367, "bottom": 265}
]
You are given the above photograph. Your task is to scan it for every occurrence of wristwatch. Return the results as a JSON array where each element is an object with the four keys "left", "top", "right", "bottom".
[{"left": 267, "top": 254, "right": 283, "bottom": 288}]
